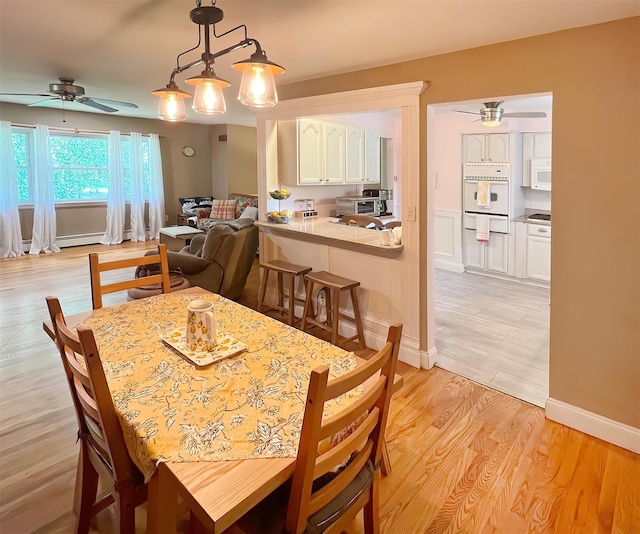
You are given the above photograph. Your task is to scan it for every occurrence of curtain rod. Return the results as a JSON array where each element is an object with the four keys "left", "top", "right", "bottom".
[{"left": 10, "top": 122, "right": 155, "bottom": 137}]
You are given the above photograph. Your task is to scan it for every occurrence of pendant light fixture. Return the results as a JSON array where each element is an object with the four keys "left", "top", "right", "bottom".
[{"left": 153, "top": 0, "right": 285, "bottom": 122}]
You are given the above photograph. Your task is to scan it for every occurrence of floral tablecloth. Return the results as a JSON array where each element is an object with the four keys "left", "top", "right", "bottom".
[{"left": 80, "top": 292, "right": 361, "bottom": 481}]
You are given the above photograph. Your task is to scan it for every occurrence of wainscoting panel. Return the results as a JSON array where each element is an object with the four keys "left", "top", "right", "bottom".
[{"left": 434, "top": 209, "right": 464, "bottom": 272}]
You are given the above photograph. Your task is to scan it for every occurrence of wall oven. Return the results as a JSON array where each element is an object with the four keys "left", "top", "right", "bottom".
[{"left": 463, "top": 163, "right": 511, "bottom": 234}]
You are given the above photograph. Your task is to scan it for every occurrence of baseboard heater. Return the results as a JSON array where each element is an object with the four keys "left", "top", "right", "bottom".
[{"left": 22, "top": 230, "right": 135, "bottom": 251}]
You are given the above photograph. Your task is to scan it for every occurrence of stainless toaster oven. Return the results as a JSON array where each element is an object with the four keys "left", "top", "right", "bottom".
[{"left": 335, "top": 197, "right": 382, "bottom": 217}]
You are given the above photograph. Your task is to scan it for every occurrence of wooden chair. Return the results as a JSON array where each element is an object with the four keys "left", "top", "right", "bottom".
[
  {"left": 383, "top": 220, "right": 402, "bottom": 229},
  {"left": 209, "top": 323, "right": 403, "bottom": 534},
  {"left": 340, "top": 215, "right": 385, "bottom": 229},
  {"left": 46, "top": 297, "right": 148, "bottom": 533},
  {"left": 89, "top": 243, "right": 171, "bottom": 309}
]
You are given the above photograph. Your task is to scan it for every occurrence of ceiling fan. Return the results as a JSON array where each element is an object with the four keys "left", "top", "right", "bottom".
[
  {"left": 454, "top": 101, "right": 547, "bottom": 126},
  {"left": 0, "top": 78, "right": 138, "bottom": 113}
]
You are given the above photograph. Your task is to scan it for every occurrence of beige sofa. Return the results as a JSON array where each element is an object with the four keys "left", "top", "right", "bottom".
[{"left": 166, "top": 222, "right": 258, "bottom": 300}]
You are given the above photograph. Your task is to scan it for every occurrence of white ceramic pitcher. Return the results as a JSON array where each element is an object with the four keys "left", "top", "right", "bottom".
[{"left": 186, "top": 300, "right": 217, "bottom": 352}]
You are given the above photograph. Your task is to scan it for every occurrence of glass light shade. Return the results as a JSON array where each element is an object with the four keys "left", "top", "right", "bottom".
[
  {"left": 233, "top": 52, "right": 284, "bottom": 108},
  {"left": 482, "top": 119, "right": 501, "bottom": 127},
  {"left": 192, "top": 83, "right": 226, "bottom": 114},
  {"left": 236, "top": 64, "right": 278, "bottom": 107},
  {"left": 187, "top": 79, "right": 228, "bottom": 114},
  {"left": 152, "top": 86, "right": 191, "bottom": 122}
]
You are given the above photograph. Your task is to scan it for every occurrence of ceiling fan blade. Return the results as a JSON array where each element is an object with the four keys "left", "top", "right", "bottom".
[
  {"left": 80, "top": 99, "right": 118, "bottom": 113},
  {"left": 502, "top": 111, "right": 547, "bottom": 118},
  {"left": 27, "top": 97, "right": 61, "bottom": 107},
  {"left": 89, "top": 97, "right": 139, "bottom": 109},
  {"left": 0, "top": 92, "right": 52, "bottom": 97},
  {"left": 454, "top": 110, "right": 482, "bottom": 116}
]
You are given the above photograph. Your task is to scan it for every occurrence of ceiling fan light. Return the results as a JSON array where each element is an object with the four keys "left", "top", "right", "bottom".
[
  {"left": 233, "top": 51, "right": 284, "bottom": 108},
  {"left": 152, "top": 83, "right": 191, "bottom": 122},
  {"left": 481, "top": 107, "right": 503, "bottom": 127}
]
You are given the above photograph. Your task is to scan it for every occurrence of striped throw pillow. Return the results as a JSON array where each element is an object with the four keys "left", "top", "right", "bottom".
[{"left": 209, "top": 199, "right": 237, "bottom": 220}]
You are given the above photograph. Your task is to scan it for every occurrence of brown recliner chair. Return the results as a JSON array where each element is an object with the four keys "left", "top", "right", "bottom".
[{"left": 166, "top": 223, "right": 258, "bottom": 300}]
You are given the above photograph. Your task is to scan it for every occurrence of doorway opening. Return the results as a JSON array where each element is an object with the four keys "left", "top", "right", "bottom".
[{"left": 428, "top": 93, "right": 552, "bottom": 407}]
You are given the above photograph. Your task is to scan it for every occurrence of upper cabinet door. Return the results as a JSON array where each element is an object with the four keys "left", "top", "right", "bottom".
[
  {"left": 464, "top": 134, "right": 487, "bottom": 162},
  {"left": 298, "top": 120, "right": 323, "bottom": 184},
  {"left": 487, "top": 133, "right": 510, "bottom": 163},
  {"left": 532, "top": 132, "right": 552, "bottom": 159},
  {"left": 364, "top": 130, "right": 381, "bottom": 183},
  {"left": 345, "top": 126, "right": 365, "bottom": 183},
  {"left": 323, "top": 123, "right": 346, "bottom": 184}
]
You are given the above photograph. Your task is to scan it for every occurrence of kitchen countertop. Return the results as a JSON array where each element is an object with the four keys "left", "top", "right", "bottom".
[
  {"left": 255, "top": 217, "right": 403, "bottom": 256},
  {"left": 513, "top": 209, "right": 551, "bottom": 226}
]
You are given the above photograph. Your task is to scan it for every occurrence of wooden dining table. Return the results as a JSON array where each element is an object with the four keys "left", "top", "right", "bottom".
[{"left": 43, "top": 287, "right": 403, "bottom": 534}]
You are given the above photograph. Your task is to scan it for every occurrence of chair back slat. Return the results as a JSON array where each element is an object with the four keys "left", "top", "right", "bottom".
[
  {"left": 89, "top": 244, "right": 171, "bottom": 309},
  {"left": 314, "top": 409, "right": 379, "bottom": 480},
  {"left": 46, "top": 297, "right": 136, "bottom": 486},
  {"left": 323, "top": 342, "right": 393, "bottom": 401},
  {"left": 284, "top": 323, "right": 403, "bottom": 534},
  {"left": 318, "top": 377, "right": 385, "bottom": 441},
  {"left": 73, "top": 374, "right": 101, "bottom": 423},
  {"left": 341, "top": 215, "right": 385, "bottom": 228},
  {"left": 99, "top": 273, "right": 166, "bottom": 295}
]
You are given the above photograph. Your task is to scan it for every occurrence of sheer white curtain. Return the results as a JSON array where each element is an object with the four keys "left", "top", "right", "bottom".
[
  {"left": 0, "top": 121, "right": 24, "bottom": 258},
  {"left": 100, "top": 131, "right": 126, "bottom": 245},
  {"left": 129, "top": 132, "right": 146, "bottom": 241},
  {"left": 29, "top": 124, "right": 60, "bottom": 255},
  {"left": 147, "top": 134, "right": 165, "bottom": 239}
]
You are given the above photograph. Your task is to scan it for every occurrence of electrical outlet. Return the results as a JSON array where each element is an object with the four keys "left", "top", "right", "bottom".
[{"left": 164, "top": 214, "right": 168, "bottom": 222}]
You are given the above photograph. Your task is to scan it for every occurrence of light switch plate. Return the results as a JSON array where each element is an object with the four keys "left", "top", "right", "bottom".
[{"left": 407, "top": 206, "right": 416, "bottom": 221}]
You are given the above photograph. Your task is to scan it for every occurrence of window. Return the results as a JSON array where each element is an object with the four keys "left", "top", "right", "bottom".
[
  {"left": 12, "top": 128, "right": 150, "bottom": 204},
  {"left": 12, "top": 130, "right": 31, "bottom": 203}
]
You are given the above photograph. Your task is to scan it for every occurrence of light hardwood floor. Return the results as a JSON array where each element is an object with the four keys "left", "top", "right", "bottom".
[
  {"left": 434, "top": 269, "right": 550, "bottom": 407},
  {"left": 1, "top": 242, "right": 638, "bottom": 533}
]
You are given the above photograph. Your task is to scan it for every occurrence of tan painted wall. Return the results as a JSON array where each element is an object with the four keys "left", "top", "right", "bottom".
[
  {"left": 0, "top": 102, "right": 213, "bottom": 231},
  {"left": 279, "top": 18, "right": 640, "bottom": 428},
  {"left": 210, "top": 124, "right": 229, "bottom": 200},
  {"left": 227, "top": 124, "right": 258, "bottom": 195}
]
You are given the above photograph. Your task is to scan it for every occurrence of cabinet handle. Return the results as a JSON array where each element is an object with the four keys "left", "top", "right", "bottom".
[
  {"left": 488, "top": 157, "right": 492, "bottom": 161},
  {"left": 538, "top": 228, "right": 548, "bottom": 233}
]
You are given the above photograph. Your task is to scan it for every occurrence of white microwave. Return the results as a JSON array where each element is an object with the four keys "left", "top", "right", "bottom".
[{"left": 530, "top": 159, "right": 552, "bottom": 191}]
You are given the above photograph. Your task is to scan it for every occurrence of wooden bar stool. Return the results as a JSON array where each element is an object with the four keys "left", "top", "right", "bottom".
[
  {"left": 257, "top": 260, "right": 312, "bottom": 326},
  {"left": 300, "top": 271, "right": 366, "bottom": 349}
]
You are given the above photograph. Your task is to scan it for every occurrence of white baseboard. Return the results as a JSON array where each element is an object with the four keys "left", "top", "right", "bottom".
[
  {"left": 434, "top": 259, "right": 465, "bottom": 273},
  {"left": 546, "top": 398, "right": 640, "bottom": 454},
  {"left": 421, "top": 346, "right": 437, "bottom": 369}
]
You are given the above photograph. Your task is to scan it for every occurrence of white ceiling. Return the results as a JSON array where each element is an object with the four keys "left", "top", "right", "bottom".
[{"left": 0, "top": 1, "right": 637, "bottom": 126}]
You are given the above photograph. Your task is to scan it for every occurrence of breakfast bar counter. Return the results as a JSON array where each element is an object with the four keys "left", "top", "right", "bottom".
[
  {"left": 255, "top": 217, "right": 403, "bottom": 257},
  {"left": 255, "top": 217, "right": 418, "bottom": 367}
]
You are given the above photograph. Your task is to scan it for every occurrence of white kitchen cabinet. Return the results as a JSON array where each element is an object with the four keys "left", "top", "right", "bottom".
[
  {"left": 345, "top": 126, "right": 365, "bottom": 183},
  {"left": 364, "top": 130, "right": 381, "bottom": 183},
  {"left": 278, "top": 119, "right": 346, "bottom": 185},
  {"left": 463, "top": 133, "right": 510, "bottom": 163},
  {"left": 323, "top": 123, "right": 346, "bottom": 184},
  {"left": 522, "top": 132, "right": 552, "bottom": 186},
  {"left": 463, "top": 229, "right": 509, "bottom": 274},
  {"left": 526, "top": 224, "right": 551, "bottom": 281},
  {"left": 298, "top": 119, "right": 323, "bottom": 184},
  {"left": 279, "top": 119, "right": 380, "bottom": 186}
]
